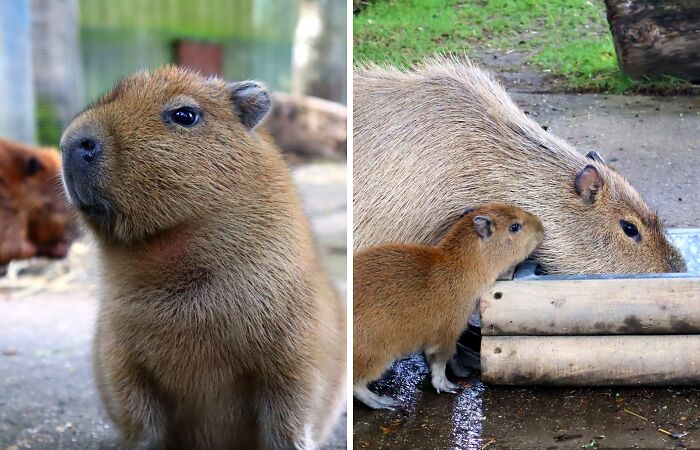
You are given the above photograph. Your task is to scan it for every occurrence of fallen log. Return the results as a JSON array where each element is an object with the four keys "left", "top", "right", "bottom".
[
  {"left": 481, "top": 335, "right": 700, "bottom": 385},
  {"left": 482, "top": 276, "right": 700, "bottom": 335},
  {"left": 604, "top": 0, "right": 700, "bottom": 80},
  {"left": 265, "top": 92, "right": 346, "bottom": 163}
]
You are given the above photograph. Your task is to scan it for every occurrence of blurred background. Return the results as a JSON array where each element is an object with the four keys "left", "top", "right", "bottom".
[
  {"left": 0, "top": 1, "right": 347, "bottom": 448},
  {"left": 4, "top": 0, "right": 346, "bottom": 145}
]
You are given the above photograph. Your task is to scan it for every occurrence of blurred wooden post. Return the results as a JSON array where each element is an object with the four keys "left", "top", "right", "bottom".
[
  {"left": 175, "top": 41, "right": 223, "bottom": 77},
  {"left": 31, "top": 0, "right": 84, "bottom": 144},
  {"left": 291, "top": 0, "right": 347, "bottom": 104},
  {"left": 0, "top": 0, "right": 35, "bottom": 143},
  {"left": 604, "top": 0, "right": 700, "bottom": 80}
]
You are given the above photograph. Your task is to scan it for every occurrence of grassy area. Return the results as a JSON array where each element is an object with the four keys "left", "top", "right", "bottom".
[{"left": 354, "top": 0, "right": 694, "bottom": 94}]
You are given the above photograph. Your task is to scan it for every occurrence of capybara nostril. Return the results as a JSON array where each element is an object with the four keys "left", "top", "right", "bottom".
[{"left": 75, "top": 137, "right": 101, "bottom": 163}]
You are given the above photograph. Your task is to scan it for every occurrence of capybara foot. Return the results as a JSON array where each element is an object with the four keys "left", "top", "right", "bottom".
[
  {"left": 431, "top": 370, "right": 459, "bottom": 394},
  {"left": 354, "top": 384, "right": 401, "bottom": 410}
]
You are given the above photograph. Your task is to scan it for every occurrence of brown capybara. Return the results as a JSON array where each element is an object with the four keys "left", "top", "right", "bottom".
[
  {"left": 353, "top": 57, "right": 686, "bottom": 275},
  {"left": 353, "top": 203, "right": 543, "bottom": 409},
  {"left": 0, "top": 138, "right": 73, "bottom": 264},
  {"left": 60, "top": 67, "right": 346, "bottom": 449}
]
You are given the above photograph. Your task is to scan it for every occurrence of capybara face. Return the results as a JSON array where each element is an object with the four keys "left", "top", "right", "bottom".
[
  {"left": 562, "top": 161, "right": 686, "bottom": 274},
  {"left": 458, "top": 204, "right": 544, "bottom": 265},
  {"left": 60, "top": 67, "right": 271, "bottom": 243}
]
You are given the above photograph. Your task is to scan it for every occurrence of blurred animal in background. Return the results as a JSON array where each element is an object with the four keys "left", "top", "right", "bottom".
[{"left": 0, "top": 138, "right": 76, "bottom": 266}]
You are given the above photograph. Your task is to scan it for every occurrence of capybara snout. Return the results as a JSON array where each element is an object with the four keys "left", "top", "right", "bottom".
[{"left": 60, "top": 123, "right": 109, "bottom": 221}]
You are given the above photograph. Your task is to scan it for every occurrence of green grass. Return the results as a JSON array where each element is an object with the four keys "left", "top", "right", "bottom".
[{"left": 354, "top": 0, "right": 694, "bottom": 94}]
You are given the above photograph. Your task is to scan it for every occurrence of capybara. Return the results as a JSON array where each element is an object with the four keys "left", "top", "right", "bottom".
[
  {"left": 353, "top": 203, "right": 543, "bottom": 409},
  {"left": 60, "top": 67, "right": 346, "bottom": 449},
  {"left": 0, "top": 138, "right": 73, "bottom": 264},
  {"left": 353, "top": 57, "right": 685, "bottom": 275}
]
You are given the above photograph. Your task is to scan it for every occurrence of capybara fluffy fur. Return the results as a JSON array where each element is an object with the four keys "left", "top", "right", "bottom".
[
  {"left": 353, "top": 203, "right": 543, "bottom": 409},
  {"left": 60, "top": 67, "right": 345, "bottom": 449},
  {"left": 353, "top": 57, "right": 685, "bottom": 275}
]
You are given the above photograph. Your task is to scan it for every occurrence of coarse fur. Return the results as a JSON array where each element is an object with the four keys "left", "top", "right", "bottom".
[
  {"left": 60, "top": 67, "right": 345, "bottom": 449},
  {"left": 353, "top": 56, "right": 685, "bottom": 275},
  {"left": 353, "top": 203, "right": 544, "bottom": 409}
]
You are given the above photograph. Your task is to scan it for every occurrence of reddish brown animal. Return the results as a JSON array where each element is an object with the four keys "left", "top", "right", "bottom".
[
  {"left": 0, "top": 138, "right": 73, "bottom": 265},
  {"left": 353, "top": 203, "right": 544, "bottom": 409}
]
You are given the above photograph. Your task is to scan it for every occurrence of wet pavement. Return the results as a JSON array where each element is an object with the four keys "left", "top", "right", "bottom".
[
  {"left": 353, "top": 94, "right": 700, "bottom": 449},
  {"left": 0, "top": 163, "right": 347, "bottom": 449}
]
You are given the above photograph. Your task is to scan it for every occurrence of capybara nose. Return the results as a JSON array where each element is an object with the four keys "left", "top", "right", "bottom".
[
  {"left": 69, "top": 135, "right": 102, "bottom": 163},
  {"left": 61, "top": 128, "right": 107, "bottom": 215}
]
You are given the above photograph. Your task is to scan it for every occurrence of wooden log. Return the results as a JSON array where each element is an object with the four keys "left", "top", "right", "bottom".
[
  {"left": 481, "top": 335, "right": 700, "bottom": 385},
  {"left": 604, "top": 0, "right": 700, "bottom": 80},
  {"left": 265, "top": 92, "right": 347, "bottom": 163},
  {"left": 481, "top": 276, "right": 700, "bottom": 335}
]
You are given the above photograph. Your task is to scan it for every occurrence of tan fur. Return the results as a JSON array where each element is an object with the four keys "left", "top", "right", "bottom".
[
  {"left": 60, "top": 67, "right": 345, "bottom": 449},
  {"left": 353, "top": 57, "right": 685, "bottom": 275},
  {"left": 353, "top": 203, "right": 543, "bottom": 409}
]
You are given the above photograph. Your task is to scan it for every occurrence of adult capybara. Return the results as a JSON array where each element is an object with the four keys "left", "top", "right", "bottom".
[
  {"left": 353, "top": 57, "right": 686, "bottom": 275},
  {"left": 0, "top": 138, "right": 73, "bottom": 264},
  {"left": 354, "top": 204, "right": 543, "bottom": 409},
  {"left": 60, "top": 67, "right": 345, "bottom": 449}
]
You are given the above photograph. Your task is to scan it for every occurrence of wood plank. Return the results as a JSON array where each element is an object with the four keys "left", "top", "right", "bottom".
[
  {"left": 481, "top": 277, "right": 700, "bottom": 335},
  {"left": 604, "top": 0, "right": 700, "bottom": 80},
  {"left": 482, "top": 335, "right": 700, "bottom": 385}
]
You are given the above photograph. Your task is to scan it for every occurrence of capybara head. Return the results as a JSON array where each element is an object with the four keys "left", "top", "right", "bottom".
[
  {"left": 547, "top": 153, "right": 687, "bottom": 274},
  {"left": 443, "top": 203, "right": 544, "bottom": 270},
  {"left": 60, "top": 67, "right": 272, "bottom": 244},
  {"left": 353, "top": 58, "right": 687, "bottom": 275},
  {"left": 0, "top": 138, "right": 73, "bottom": 262}
]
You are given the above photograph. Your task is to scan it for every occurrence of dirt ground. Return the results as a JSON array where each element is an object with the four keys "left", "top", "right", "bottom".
[
  {"left": 0, "top": 163, "right": 347, "bottom": 449},
  {"left": 353, "top": 92, "right": 700, "bottom": 450}
]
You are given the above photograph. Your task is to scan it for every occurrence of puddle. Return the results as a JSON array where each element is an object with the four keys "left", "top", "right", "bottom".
[{"left": 356, "top": 354, "right": 484, "bottom": 450}]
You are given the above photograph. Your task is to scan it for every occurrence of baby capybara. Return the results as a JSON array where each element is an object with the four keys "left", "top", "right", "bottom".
[{"left": 354, "top": 203, "right": 544, "bottom": 409}]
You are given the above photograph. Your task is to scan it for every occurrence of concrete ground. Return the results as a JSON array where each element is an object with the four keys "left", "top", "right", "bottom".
[
  {"left": 0, "top": 163, "right": 347, "bottom": 449},
  {"left": 353, "top": 93, "right": 700, "bottom": 449}
]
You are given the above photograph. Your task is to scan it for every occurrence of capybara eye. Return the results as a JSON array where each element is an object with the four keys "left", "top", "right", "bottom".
[
  {"left": 168, "top": 107, "right": 201, "bottom": 127},
  {"left": 509, "top": 223, "right": 522, "bottom": 233},
  {"left": 620, "top": 220, "right": 641, "bottom": 242}
]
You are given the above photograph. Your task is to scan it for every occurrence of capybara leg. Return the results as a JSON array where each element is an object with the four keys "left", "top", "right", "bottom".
[
  {"left": 257, "top": 382, "right": 317, "bottom": 450},
  {"left": 425, "top": 347, "right": 459, "bottom": 394},
  {"left": 353, "top": 382, "right": 401, "bottom": 410}
]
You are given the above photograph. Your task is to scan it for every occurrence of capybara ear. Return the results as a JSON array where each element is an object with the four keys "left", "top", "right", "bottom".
[
  {"left": 574, "top": 165, "right": 604, "bottom": 205},
  {"left": 460, "top": 206, "right": 476, "bottom": 218},
  {"left": 586, "top": 150, "right": 605, "bottom": 164},
  {"left": 473, "top": 215, "right": 493, "bottom": 241},
  {"left": 227, "top": 81, "right": 271, "bottom": 130},
  {"left": 25, "top": 156, "right": 44, "bottom": 176}
]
